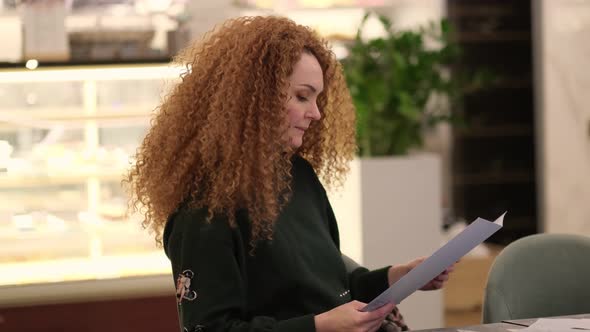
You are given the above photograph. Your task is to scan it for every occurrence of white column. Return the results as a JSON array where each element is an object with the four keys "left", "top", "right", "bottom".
[{"left": 534, "top": 0, "right": 590, "bottom": 235}]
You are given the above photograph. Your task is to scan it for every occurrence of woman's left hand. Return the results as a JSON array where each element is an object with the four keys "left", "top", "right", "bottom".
[{"left": 387, "top": 256, "right": 456, "bottom": 291}]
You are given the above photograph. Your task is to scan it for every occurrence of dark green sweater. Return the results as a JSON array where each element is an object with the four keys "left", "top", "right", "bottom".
[{"left": 163, "top": 156, "right": 390, "bottom": 332}]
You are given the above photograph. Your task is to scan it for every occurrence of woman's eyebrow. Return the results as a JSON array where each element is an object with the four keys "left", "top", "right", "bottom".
[{"left": 298, "top": 84, "right": 317, "bottom": 93}]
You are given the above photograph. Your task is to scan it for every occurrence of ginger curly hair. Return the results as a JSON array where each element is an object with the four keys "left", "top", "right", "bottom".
[{"left": 125, "top": 15, "right": 356, "bottom": 247}]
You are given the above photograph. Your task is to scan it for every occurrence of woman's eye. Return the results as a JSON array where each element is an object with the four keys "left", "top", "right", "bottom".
[{"left": 297, "top": 95, "right": 308, "bottom": 102}]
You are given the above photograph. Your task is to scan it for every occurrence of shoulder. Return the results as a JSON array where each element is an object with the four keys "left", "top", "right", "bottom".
[{"left": 163, "top": 205, "right": 237, "bottom": 256}]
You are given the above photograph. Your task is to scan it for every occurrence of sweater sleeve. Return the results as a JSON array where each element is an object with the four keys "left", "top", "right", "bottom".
[
  {"left": 322, "top": 190, "right": 392, "bottom": 303},
  {"left": 348, "top": 266, "right": 391, "bottom": 303},
  {"left": 165, "top": 208, "right": 316, "bottom": 332}
]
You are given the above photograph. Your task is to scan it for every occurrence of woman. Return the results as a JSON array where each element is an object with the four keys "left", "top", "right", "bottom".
[{"left": 126, "top": 15, "right": 451, "bottom": 332}]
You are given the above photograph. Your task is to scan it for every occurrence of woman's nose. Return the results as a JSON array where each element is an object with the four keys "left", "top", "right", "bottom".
[{"left": 308, "top": 103, "right": 321, "bottom": 120}]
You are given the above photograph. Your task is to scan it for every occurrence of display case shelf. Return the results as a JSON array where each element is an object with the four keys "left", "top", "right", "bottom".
[
  {"left": 0, "top": 106, "right": 154, "bottom": 123},
  {"left": 0, "top": 172, "right": 123, "bottom": 188},
  {"left": 0, "top": 64, "right": 181, "bottom": 287}
]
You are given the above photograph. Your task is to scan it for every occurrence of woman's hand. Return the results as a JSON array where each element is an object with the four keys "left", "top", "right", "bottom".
[
  {"left": 387, "top": 257, "right": 456, "bottom": 291},
  {"left": 314, "top": 300, "right": 395, "bottom": 332}
]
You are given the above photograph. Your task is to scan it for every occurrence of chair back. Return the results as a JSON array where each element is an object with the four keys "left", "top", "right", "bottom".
[{"left": 483, "top": 233, "right": 590, "bottom": 323}]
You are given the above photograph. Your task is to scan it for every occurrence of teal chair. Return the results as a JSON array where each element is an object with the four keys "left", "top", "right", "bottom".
[{"left": 483, "top": 233, "right": 590, "bottom": 323}]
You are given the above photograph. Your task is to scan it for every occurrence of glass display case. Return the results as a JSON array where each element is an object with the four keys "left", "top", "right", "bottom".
[
  {"left": 0, "top": 64, "right": 183, "bottom": 287},
  {"left": 234, "top": 0, "right": 389, "bottom": 9},
  {"left": 0, "top": 0, "right": 191, "bottom": 63},
  {"left": 233, "top": 0, "right": 395, "bottom": 60}
]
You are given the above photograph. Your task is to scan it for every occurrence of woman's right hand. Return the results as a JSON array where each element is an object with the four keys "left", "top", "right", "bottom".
[{"left": 314, "top": 300, "right": 395, "bottom": 332}]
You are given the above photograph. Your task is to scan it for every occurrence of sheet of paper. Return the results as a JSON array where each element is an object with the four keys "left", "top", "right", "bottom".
[
  {"left": 517, "top": 318, "right": 590, "bottom": 331},
  {"left": 571, "top": 319, "right": 590, "bottom": 330},
  {"left": 362, "top": 212, "right": 505, "bottom": 312}
]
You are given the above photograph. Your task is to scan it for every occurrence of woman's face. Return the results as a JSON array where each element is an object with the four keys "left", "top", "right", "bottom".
[{"left": 284, "top": 52, "right": 324, "bottom": 149}]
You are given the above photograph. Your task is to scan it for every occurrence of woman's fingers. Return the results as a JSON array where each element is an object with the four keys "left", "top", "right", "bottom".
[
  {"left": 349, "top": 300, "right": 367, "bottom": 311},
  {"left": 367, "top": 303, "right": 395, "bottom": 320},
  {"left": 363, "top": 303, "right": 395, "bottom": 331},
  {"left": 368, "top": 318, "right": 386, "bottom": 332},
  {"left": 360, "top": 303, "right": 394, "bottom": 324}
]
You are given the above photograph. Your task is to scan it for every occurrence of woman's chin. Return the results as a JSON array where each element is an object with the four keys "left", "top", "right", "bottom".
[{"left": 289, "top": 136, "right": 303, "bottom": 149}]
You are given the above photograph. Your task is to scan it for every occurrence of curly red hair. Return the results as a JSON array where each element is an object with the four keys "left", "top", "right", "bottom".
[{"left": 125, "top": 15, "right": 356, "bottom": 247}]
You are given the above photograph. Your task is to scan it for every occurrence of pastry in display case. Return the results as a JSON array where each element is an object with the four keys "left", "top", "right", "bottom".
[{"left": 0, "top": 64, "right": 183, "bottom": 286}]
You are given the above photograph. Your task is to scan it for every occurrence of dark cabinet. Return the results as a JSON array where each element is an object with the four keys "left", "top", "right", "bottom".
[{"left": 448, "top": 0, "right": 538, "bottom": 244}]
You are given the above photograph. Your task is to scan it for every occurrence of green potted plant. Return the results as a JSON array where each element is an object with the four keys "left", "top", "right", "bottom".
[{"left": 343, "top": 12, "right": 488, "bottom": 156}]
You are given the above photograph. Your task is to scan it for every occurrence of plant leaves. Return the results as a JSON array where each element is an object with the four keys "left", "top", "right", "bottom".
[{"left": 342, "top": 11, "right": 494, "bottom": 156}]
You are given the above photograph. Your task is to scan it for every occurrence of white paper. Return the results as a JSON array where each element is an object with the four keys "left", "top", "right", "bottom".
[
  {"left": 362, "top": 212, "right": 506, "bottom": 312},
  {"left": 515, "top": 318, "right": 590, "bottom": 331},
  {"left": 572, "top": 319, "right": 590, "bottom": 330}
]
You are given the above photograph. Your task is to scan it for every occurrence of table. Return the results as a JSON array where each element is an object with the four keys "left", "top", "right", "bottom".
[{"left": 414, "top": 313, "right": 590, "bottom": 331}]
